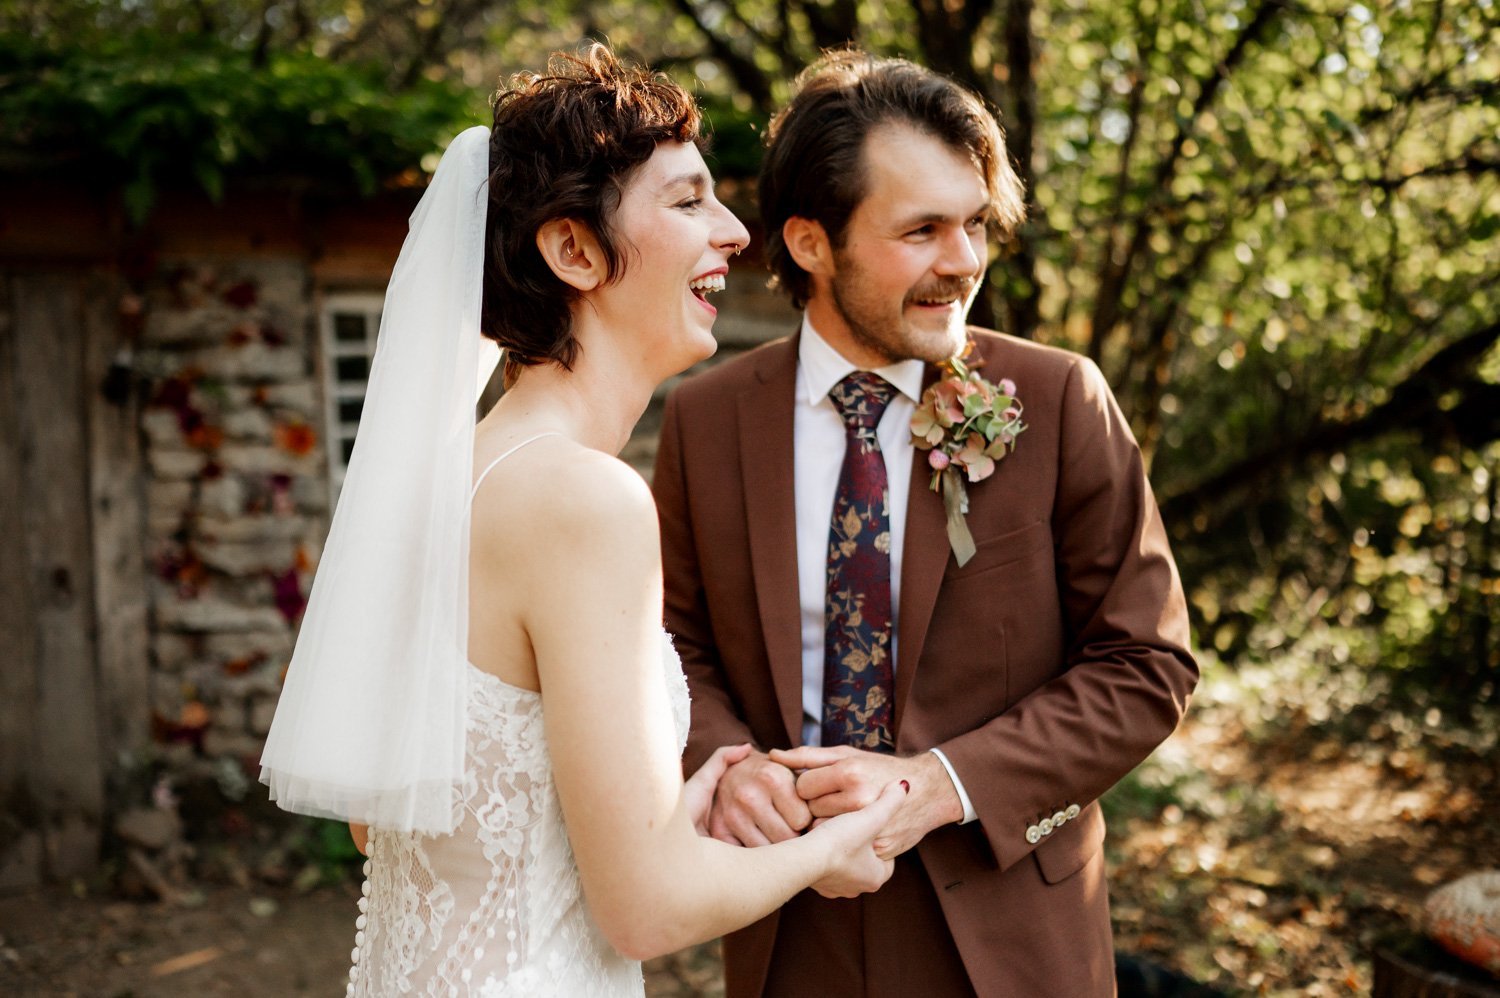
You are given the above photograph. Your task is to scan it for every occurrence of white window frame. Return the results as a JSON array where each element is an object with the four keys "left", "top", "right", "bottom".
[{"left": 319, "top": 291, "right": 385, "bottom": 496}]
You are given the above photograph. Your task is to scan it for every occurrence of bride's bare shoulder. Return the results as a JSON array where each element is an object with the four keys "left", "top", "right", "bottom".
[{"left": 472, "top": 438, "right": 657, "bottom": 548}]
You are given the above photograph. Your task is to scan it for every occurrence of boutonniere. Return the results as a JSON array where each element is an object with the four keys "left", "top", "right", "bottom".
[{"left": 910, "top": 350, "right": 1026, "bottom": 566}]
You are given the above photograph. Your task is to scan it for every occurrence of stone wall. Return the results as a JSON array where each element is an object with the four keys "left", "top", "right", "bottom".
[
  {"left": 138, "top": 259, "right": 329, "bottom": 770},
  {"left": 134, "top": 247, "right": 797, "bottom": 778}
]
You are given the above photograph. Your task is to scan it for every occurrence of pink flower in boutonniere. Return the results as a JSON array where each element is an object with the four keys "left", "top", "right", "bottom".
[
  {"left": 909, "top": 348, "right": 1027, "bottom": 566},
  {"left": 955, "top": 434, "right": 995, "bottom": 482}
]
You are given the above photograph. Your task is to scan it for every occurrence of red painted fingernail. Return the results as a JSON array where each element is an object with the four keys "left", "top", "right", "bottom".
[{"left": 900, "top": 780, "right": 910, "bottom": 793}]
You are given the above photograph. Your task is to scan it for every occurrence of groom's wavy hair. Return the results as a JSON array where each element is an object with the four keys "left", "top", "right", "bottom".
[
  {"left": 482, "top": 44, "right": 703, "bottom": 384},
  {"left": 759, "top": 49, "right": 1026, "bottom": 309}
]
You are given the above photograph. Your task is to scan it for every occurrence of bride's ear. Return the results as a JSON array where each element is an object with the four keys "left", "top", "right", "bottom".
[{"left": 536, "top": 219, "right": 604, "bottom": 292}]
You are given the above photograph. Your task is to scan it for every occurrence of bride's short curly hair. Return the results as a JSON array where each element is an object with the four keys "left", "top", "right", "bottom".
[{"left": 481, "top": 44, "right": 702, "bottom": 383}]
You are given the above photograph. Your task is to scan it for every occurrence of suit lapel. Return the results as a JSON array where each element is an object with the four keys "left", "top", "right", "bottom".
[
  {"left": 739, "top": 339, "right": 806, "bottom": 746},
  {"left": 894, "top": 362, "right": 948, "bottom": 739}
]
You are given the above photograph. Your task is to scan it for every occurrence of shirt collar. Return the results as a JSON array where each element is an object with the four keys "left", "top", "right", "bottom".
[{"left": 797, "top": 315, "right": 927, "bottom": 407}]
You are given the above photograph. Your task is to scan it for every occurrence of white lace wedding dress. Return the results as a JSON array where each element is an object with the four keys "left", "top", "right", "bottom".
[{"left": 345, "top": 631, "right": 690, "bottom": 997}]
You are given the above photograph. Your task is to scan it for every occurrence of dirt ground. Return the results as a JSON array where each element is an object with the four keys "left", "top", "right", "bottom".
[
  {"left": 1102, "top": 681, "right": 1500, "bottom": 995},
  {"left": 0, "top": 882, "right": 722, "bottom": 997},
  {"left": 2, "top": 680, "right": 1495, "bottom": 997}
]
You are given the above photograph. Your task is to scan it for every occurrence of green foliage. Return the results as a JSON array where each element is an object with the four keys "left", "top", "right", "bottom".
[
  {"left": 1190, "top": 437, "right": 1500, "bottom": 713},
  {"left": 287, "top": 816, "right": 366, "bottom": 885},
  {"left": 697, "top": 95, "right": 767, "bottom": 179},
  {"left": 0, "top": 31, "right": 481, "bottom": 221},
  {"left": 1022, "top": 1, "right": 1499, "bottom": 706}
]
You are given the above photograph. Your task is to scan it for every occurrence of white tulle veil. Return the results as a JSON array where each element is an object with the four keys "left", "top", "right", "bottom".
[{"left": 259, "top": 125, "right": 499, "bottom": 834}]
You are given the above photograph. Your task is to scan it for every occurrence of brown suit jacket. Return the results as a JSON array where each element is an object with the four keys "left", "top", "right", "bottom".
[{"left": 653, "top": 328, "right": 1198, "bottom": 997}]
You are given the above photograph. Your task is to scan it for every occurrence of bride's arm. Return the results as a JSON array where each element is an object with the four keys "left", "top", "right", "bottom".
[{"left": 503, "top": 453, "right": 902, "bottom": 960}]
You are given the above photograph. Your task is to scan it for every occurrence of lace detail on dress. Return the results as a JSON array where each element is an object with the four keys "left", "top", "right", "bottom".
[{"left": 348, "top": 632, "right": 690, "bottom": 997}]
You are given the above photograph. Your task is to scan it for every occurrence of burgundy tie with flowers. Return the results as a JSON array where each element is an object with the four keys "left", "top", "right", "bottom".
[{"left": 822, "top": 372, "right": 897, "bottom": 752}]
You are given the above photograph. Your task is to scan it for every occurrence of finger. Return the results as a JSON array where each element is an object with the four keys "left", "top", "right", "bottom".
[
  {"left": 831, "top": 780, "right": 908, "bottom": 837},
  {"left": 708, "top": 807, "right": 747, "bottom": 848},
  {"left": 724, "top": 806, "right": 776, "bottom": 848},
  {"left": 711, "top": 827, "right": 746, "bottom": 847},
  {"left": 873, "top": 829, "right": 914, "bottom": 861},
  {"left": 794, "top": 764, "right": 852, "bottom": 801},
  {"left": 769, "top": 781, "right": 814, "bottom": 831},
  {"left": 755, "top": 815, "right": 801, "bottom": 844},
  {"left": 862, "top": 780, "right": 910, "bottom": 827},
  {"left": 688, "top": 754, "right": 729, "bottom": 792},
  {"left": 807, "top": 792, "right": 861, "bottom": 819},
  {"left": 717, "top": 742, "right": 755, "bottom": 766},
  {"left": 769, "top": 746, "right": 846, "bottom": 770},
  {"left": 747, "top": 789, "right": 803, "bottom": 844},
  {"left": 706, "top": 742, "right": 755, "bottom": 779}
]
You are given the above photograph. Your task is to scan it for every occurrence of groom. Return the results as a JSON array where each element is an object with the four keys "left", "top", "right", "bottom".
[{"left": 654, "top": 50, "right": 1198, "bottom": 996}]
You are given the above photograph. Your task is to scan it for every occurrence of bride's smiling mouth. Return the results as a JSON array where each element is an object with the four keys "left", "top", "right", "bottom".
[{"left": 689, "top": 269, "right": 727, "bottom": 312}]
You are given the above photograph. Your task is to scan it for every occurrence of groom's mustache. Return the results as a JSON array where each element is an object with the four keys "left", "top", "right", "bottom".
[{"left": 905, "top": 279, "right": 977, "bottom": 305}]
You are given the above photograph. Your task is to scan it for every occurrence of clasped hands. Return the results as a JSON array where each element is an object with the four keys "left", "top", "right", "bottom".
[{"left": 698, "top": 744, "right": 962, "bottom": 863}]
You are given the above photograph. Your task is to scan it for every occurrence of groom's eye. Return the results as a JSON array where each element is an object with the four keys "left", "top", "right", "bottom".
[{"left": 677, "top": 198, "right": 704, "bottom": 210}]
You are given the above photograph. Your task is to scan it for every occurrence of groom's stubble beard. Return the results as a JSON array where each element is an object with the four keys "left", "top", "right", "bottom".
[{"left": 828, "top": 250, "right": 978, "bottom": 366}]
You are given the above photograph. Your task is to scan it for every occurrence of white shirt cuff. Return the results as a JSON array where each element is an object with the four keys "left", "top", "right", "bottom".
[{"left": 928, "top": 748, "right": 978, "bottom": 825}]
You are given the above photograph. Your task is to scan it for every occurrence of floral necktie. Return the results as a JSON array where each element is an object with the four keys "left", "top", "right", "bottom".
[{"left": 822, "top": 372, "right": 897, "bottom": 752}]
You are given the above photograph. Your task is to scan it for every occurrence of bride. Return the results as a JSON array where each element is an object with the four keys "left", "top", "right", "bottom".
[{"left": 259, "top": 45, "right": 908, "bottom": 996}]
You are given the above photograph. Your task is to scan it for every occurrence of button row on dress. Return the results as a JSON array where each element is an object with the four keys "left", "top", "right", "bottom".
[{"left": 1024, "top": 803, "right": 1082, "bottom": 844}]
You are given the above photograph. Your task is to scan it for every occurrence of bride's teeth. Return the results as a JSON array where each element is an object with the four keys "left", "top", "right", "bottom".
[{"left": 689, "top": 274, "right": 726, "bottom": 293}]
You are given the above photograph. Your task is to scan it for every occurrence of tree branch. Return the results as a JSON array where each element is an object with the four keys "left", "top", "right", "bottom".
[
  {"left": 1089, "top": 0, "right": 1284, "bottom": 361},
  {"left": 798, "top": 0, "right": 858, "bottom": 51},
  {"left": 1160, "top": 319, "right": 1500, "bottom": 531},
  {"left": 1124, "top": 219, "right": 1235, "bottom": 453},
  {"left": 1090, "top": 6, "right": 1157, "bottom": 362},
  {"left": 997, "top": 0, "right": 1040, "bottom": 338},
  {"left": 668, "top": 0, "right": 776, "bottom": 110},
  {"left": 398, "top": 0, "right": 490, "bottom": 90},
  {"left": 250, "top": 0, "right": 275, "bottom": 68}
]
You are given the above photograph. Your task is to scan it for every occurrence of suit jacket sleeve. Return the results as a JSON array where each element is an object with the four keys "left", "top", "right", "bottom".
[
  {"left": 654, "top": 388, "right": 756, "bottom": 775},
  {"left": 936, "top": 355, "right": 1198, "bottom": 873}
]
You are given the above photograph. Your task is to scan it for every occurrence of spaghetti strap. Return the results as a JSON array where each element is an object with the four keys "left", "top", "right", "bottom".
[{"left": 470, "top": 433, "right": 563, "bottom": 500}]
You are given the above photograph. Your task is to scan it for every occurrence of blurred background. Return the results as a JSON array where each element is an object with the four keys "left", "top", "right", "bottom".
[{"left": 0, "top": 0, "right": 1495, "bottom": 994}]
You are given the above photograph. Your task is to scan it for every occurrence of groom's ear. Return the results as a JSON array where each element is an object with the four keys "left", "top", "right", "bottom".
[
  {"left": 536, "top": 218, "right": 604, "bottom": 292},
  {"left": 782, "top": 216, "right": 834, "bottom": 279}
]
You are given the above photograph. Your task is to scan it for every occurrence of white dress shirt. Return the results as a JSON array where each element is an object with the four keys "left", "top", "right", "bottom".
[{"left": 793, "top": 318, "right": 977, "bottom": 824}]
